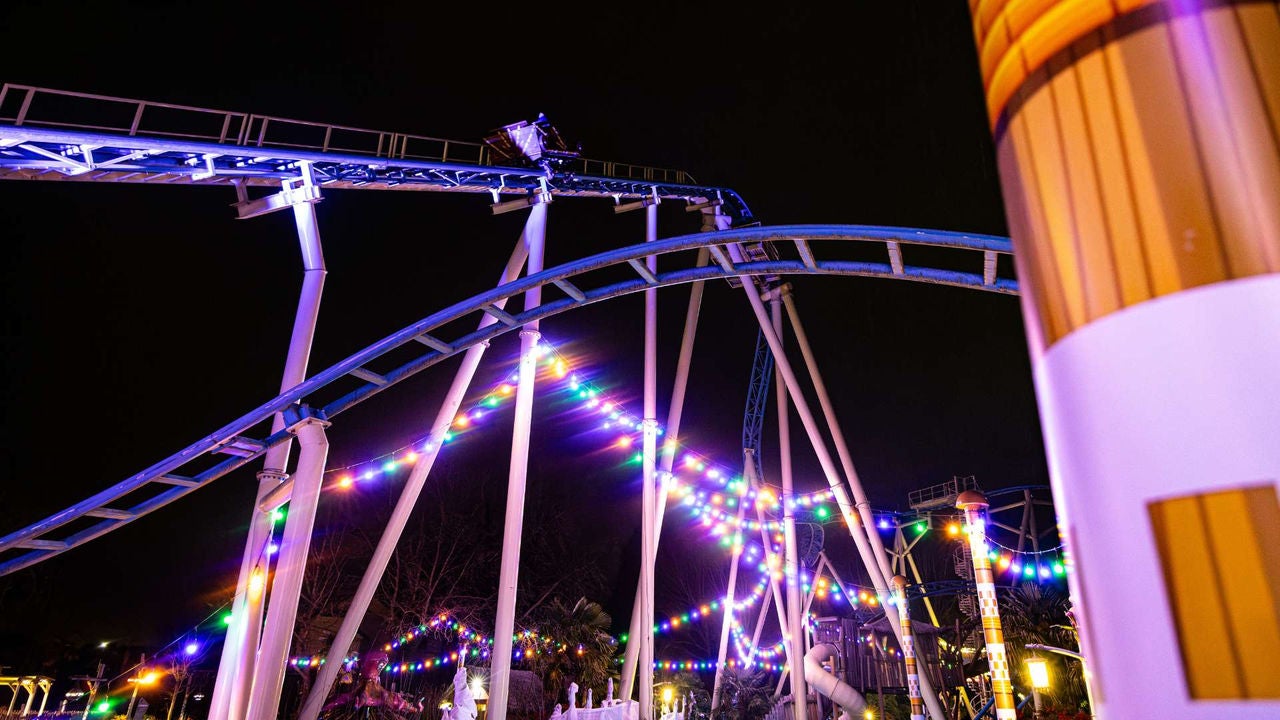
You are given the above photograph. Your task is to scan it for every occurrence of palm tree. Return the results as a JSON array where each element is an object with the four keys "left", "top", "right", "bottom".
[
  {"left": 711, "top": 668, "right": 773, "bottom": 720},
  {"left": 522, "top": 597, "right": 618, "bottom": 710},
  {"left": 998, "top": 582, "right": 1088, "bottom": 713}
]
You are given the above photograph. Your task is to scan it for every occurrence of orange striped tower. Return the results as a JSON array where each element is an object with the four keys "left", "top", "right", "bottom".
[
  {"left": 968, "top": 2, "right": 1280, "bottom": 718},
  {"left": 889, "top": 575, "right": 926, "bottom": 720},
  {"left": 956, "top": 492, "right": 1016, "bottom": 720}
]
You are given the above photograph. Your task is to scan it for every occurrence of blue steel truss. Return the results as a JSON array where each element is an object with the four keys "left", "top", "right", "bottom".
[
  {"left": 0, "top": 84, "right": 753, "bottom": 218},
  {"left": 0, "top": 224, "right": 1016, "bottom": 575},
  {"left": 742, "top": 328, "right": 774, "bottom": 480}
]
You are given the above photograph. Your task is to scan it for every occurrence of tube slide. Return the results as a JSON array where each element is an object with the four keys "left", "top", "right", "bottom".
[{"left": 805, "top": 643, "right": 867, "bottom": 720}]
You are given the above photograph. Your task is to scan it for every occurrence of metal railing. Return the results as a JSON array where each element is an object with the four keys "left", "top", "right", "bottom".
[
  {"left": 0, "top": 83, "right": 247, "bottom": 142},
  {"left": 576, "top": 157, "right": 696, "bottom": 185},
  {"left": 908, "top": 475, "right": 980, "bottom": 510},
  {"left": 0, "top": 84, "right": 696, "bottom": 182}
]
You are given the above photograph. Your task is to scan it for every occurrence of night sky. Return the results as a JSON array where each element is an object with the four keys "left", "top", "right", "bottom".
[{"left": 0, "top": 1, "right": 1049, "bottom": 670}]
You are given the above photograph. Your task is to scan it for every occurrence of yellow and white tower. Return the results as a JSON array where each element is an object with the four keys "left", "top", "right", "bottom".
[{"left": 967, "top": 2, "right": 1280, "bottom": 717}]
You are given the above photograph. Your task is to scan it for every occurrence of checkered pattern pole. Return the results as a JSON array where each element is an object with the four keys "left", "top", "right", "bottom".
[
  {"left": 890, "top": 575, "right": 925, "bottom": 720},
  {"left": 957, "top": 491, "right": 1015, "bottom": 720}
]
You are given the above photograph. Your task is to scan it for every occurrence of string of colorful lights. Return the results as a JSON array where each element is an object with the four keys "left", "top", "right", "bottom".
[{"left": 284, "top": 338, "right": 1065, "bottom": 672}]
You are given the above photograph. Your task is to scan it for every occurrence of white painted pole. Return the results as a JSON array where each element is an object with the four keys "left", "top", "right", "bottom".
[
  {"left": 487, "top": 200, "right": 548, "bottom": 720},
  {"left": 638, "top": 202, "right": 660, "bottom": 720},
  {"left": 726, "top": 244, "right": 944, "bottom": 719},
  {"left": 297, "top": 230, "right": 533, "bottom": 720},
  {"left": 245, "top": 416, "right": 330, "bottom": 720},
  {"left": 772, "top": 296, "right": 808, "bottom": 720},
  {"left": 212, "top": 191, "right": 326, "bottom": 720},
  {"left": 710, "top": 501, "right": 748, "bottom": 712},
  {"left": 780, "top": 290, "right": 946, "bottom": 719},
  {"left": 747, "top": 456, "right": 792, "bottom": 665},
  {"left": 620, "top": 245, "right": 710, "bottom": 702},
  {"left": 749, "top": 577, "right": 775, "bottom": 655},
  {"left": 780, "top": 292, "right": 894, "bottom": 584}
]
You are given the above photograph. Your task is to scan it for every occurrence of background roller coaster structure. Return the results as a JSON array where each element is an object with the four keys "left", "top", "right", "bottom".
[{"left": 0, "top": 84, "right": 1046, "bottom": 720}]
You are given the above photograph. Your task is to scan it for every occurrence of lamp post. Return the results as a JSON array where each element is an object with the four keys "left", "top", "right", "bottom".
[
  {"left": 1024, "top": 644, "right": 1094, "bottom": 718},
  {"left": 125, "top": 669, "right": 158, "bottom": 720},
  {"left": 1026, "top": 656, "right": 1050, "bottom": 719}
]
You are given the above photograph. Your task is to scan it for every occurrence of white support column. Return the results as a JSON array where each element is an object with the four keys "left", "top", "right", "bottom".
[
  {"left": 211, "top": 183, "right": 326, "bottom": 720},
  {"left": 727, "top": 244, "right": 944, "bottom": 719},
  {"left": 620, "top": 245, "right": 711, "bottom": 702},
  {"left": 780, "top": 292, "right": 895, "bottom": 584},
  {"left": 296, "top": 238, "right": 532, "bottom": 720},
  {"left": 781, "top": 290, "right": 945, "bottom": 718},
  {"left": 638, "top": 201, "right": 660, "bottom": 720},
  {"left": 710, "top": 501, "right": 748, "bottom": 712},
  {"left": 245, "top": 414, "right": 330, "bottom": 720},
  {"left": 749, "top": 578, "right": 775, "bottom": 655},
  {"left": 771, "top": 296, "right": 807, "bottom": 720},
  {"left": 747, "top": 457, "right": 791, "bottom": 669},
  {"left": 487, "top": 200, "right": 548, "bottom": 720}
]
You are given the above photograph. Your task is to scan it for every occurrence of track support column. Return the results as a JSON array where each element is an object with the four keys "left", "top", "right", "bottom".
[
  {"left": 710, "top": 500, "right": 748, "bottom": 712},
  {"left": 770, "top": 294, "right": 807, "bottom": 720},
  {"left": 297, "top": 234, "right": 533, "bottom": 720},
  {"left": 728, "top": 243, "right": 944, "bottom": 719},
  {"left": 619, "top": 217, "right": 715, "bottom": 700},
  {"left": 488, "top": 199, "right": 549, "bottom": 720},
  {"left": 638, "top": 201, "right": 660, "bottom": 720},
  {"left": 245, "top": 409, "right": 331, "bottom": 720},
  {"left": 211, "top": 172, "right": 326, "bottom": 720}
]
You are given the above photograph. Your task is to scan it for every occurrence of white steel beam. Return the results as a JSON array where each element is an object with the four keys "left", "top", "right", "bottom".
[
  {"left": 733, "top": 260, "right": 946, "bottom": 720},
  {"left": 297, "top": 234, "right": 533, "bottom": 720},
  {"left": 210, "top": 182, "right": 327, "bottom": 720},
  {"left": 244, "top": 415, "right": 330, "bottom": 720},
  {"left": 486, "top": 201, "right": 548, "bottom": 720}
]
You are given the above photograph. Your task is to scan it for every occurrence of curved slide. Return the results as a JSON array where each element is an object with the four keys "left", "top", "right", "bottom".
[{"left": 805, "top": 643, "right": 868, "bottom": 720}]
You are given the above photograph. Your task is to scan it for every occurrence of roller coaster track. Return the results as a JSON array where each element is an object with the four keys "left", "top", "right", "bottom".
[
  {"left": 0, "top": 224, "right": 1015, "bottom": 575},
  {"left": 0, "top": 84, "right": 1018, "bottom": 577},
  {"left": 0, "top": 83, "right": 753, "bottom": 217}
]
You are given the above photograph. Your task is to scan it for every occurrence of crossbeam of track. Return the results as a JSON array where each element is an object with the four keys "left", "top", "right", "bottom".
[{"left": 0, "top": 224, "right": 1014, "bottom": 576}]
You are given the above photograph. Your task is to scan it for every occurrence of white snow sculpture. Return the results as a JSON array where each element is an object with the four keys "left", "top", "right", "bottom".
[{"left": 450, "top": 667, "right": 477, "bottom": 720}]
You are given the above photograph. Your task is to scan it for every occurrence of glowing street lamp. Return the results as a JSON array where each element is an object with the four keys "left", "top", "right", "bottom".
[
  {"left": 125, "top": 668, "right": 158, "bottom": 720},
  {"left": 1026, "top": 656, "right": 1050, "bottom": 718}
]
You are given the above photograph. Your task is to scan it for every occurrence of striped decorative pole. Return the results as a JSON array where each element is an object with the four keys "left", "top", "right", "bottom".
[
  {"left": 966, "top": 2, "right": 1280, "bottom": 717},
  {"left": 889, "top": 575, "right": 925, "bottom": 720},
  {"left": 956, "top": 491, "right": 1014, "bottom": 720}
]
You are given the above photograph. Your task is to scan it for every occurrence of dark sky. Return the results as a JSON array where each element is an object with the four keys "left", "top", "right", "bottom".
[{"left": 0, "top": 1, "right": 1049, "bottom": 665}]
